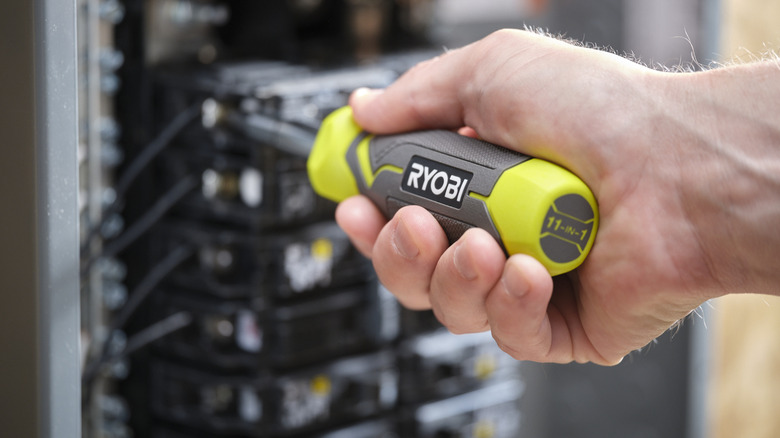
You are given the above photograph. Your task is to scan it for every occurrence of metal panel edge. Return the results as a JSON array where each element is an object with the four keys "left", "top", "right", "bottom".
[{"left": 35, "top": 0, "right": 81, "bottom": 436}]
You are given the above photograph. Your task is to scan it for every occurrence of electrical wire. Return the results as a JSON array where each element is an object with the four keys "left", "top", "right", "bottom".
[
  {"left": 82, "top": 311, "right": 193, "bottom": 393},
  {"left": 81, "top": 104, "right": 201, "bottom": 254},
  {"left": 110, "top": 245, "right": 194, "bottom": 332},
  {"left": 120, "top": 311, "right": 193, "bottom": 358},
  {"left": 114, "top": 104, "right": 201, "bottom": 200},
  {"left": 102, "top": 175, "right": 197, "bottom": 258},
  {"left": 81, "top": 106, "right": 202, "bottom": 401},
  {"left": 81, "top": 175, "right": 198, "bottom": 275},
  {"left": 82, "top": 245, "right": 193, "bottom": 386}
]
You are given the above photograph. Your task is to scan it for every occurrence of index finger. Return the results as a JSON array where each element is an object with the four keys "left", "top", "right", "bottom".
[
  {"left": 348, "top": 28, "right": 651, "bottom": 189},
  {"left": 348, "top": 29, "right": 570, "bottom": 146}
]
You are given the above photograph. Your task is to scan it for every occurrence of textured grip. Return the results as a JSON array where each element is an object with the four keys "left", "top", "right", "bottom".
[
  {"left": 387, "top": 197, "right": 474, "bottom": 245},
  {"left": 359, "top": 131, "right": 516, "bottom": 255},
  {"left": 429, "top": 212, "right": 475, "bottom": 245},
  {"left": 370, "top": 131, "right": 527, "bottom": 171}
]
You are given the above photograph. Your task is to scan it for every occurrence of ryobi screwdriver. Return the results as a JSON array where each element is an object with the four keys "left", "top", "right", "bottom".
[{"left": 307, "top": 106, "right": 598, "bottom": 276}]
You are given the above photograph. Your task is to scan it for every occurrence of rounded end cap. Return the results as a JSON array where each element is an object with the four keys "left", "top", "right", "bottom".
[
  {"left": 486, "top": 158, "right": 598, "bottom": 275},
  {"left": 307, "top": 106, "right": 363, "bottom": 202}
]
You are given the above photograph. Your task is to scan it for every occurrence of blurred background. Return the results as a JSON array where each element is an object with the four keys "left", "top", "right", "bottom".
[{"left": 1, "top": 0, "right": 779, "bottom": 437}]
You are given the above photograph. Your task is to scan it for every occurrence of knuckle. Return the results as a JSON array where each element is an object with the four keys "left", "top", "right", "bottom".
[
  {"left": 491, "top": 330, "right": 550, "bottom": 362},
  {"left": 484, "top": 28, "right": 522, "bottom": 48},
  {"left": 445, "top": 319, "right": 490, "bottom": 335},
  {"left": 395, "top": 292, "right": 431, "bottom": 311},
  {"left": 492, "top": 336, "right": 528, "bottom": 361},
  {"left": 432, "top": 307, "right": 483, "bottom": 334}
]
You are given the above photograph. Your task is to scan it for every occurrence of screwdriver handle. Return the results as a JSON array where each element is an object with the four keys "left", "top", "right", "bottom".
[{"left": 308, "top": 107, "right": 598, "bottom": 275}]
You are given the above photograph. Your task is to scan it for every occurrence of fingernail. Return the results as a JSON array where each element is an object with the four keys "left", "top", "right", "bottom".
[
  {"left": 392, "top": 219, "right": 419, "bottom": 260},
  {"left": 351, "top": 87, "right": 381, "bottom": 105},
  {"left": 352, "top": 87, "right": 371, "bottom": 98},
  {"left": 453, "top": 242, "right": 477, "bottom": 281},
  {"left": 502, "top": 262, "right": 529, "bottom": 298}
]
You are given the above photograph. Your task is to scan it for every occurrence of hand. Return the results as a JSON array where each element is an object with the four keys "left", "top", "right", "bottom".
[{"left": 336, "top": 29, "right": 780, "bottom": 364}]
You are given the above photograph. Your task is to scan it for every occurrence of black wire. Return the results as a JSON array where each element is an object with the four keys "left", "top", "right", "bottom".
[
  {"left": 81, "top": 104, "right": 201, "bottom": 254},
  {"left": 82, "top": 245, "right": 193, "bottom": 384},
  {"left": 81, "top": 175, "right": 198, "bottom": 275},
  {"left": 82, "top": 311, "right": 193, "bottom": 391},
  {"left": 115, "top": 104, "right": 201, "bottom": 199},
  {"left": 110, "top": 245, "right": 194, "bottom": 332},
  {"left": 81, "top": 106, "right": 202, "bottom": 398},
  {"left": 102, "top": 174, "right": 197, "bottom": 258},
  {"left": 120, "top": 311, "right": 193, "bottom": 358}
]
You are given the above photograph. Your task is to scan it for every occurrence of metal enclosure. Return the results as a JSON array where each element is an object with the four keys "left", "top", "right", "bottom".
[{"left": 0, "top": 0, "right": 81, "bottom": 437}]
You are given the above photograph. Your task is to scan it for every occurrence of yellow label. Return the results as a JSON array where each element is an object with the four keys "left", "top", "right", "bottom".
[
  {"left": 474, "top": 354, "right": 497, "bottom": 380},
  {"left": 473, "top": 420, "right": 496, "bottom": 438},
  {"left": 311, "top": 238, "right": 333, "bottom": 260},
  {"left": 309, "top": 374, "right": 332, "bottom": 396}
]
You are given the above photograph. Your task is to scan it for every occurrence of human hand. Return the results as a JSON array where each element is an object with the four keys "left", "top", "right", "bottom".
[{"left": 336, "top": 29, "right": 780, "bottom": 364}]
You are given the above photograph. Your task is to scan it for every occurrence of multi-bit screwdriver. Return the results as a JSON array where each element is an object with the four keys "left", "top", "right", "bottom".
[{"left": 307, "top": 106, "right": 598, "bottom": 276}]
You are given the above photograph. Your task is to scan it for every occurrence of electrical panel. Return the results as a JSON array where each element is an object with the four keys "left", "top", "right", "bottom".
[
  {"left": 78, "top": 1, "right": 704, "bottom": 437},
  {"left": 79, "top": 1, "right": 529, "bottom": 437}
]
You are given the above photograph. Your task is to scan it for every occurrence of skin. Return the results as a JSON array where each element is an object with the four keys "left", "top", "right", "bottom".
[{"left": 335, "top": 29, "right": 780, "bottom": 365}]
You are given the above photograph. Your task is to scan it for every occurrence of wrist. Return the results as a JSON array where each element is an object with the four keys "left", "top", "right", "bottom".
[{"left": 653, "top": 64, "right": 780, "bottom": 297}]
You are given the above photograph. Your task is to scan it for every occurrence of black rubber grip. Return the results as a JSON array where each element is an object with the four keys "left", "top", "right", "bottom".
[
  {"left": 369, "top": 130, "right": 528, "bottom": 171},
  {"left": 387, "top": 197, "right": 474, "bottom": 245}
]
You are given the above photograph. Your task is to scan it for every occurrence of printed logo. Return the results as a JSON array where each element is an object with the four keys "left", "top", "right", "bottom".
[
  {"left": 401, "top": 156, "right": 472, "bottom": 208},
  {"left": 539, "top": 194, "right": 596, "bottom": 264}
]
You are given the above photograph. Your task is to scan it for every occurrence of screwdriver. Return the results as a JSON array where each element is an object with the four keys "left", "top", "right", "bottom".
[{"left": 307, "top": 106, "right": 598, "bottom": 276}]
